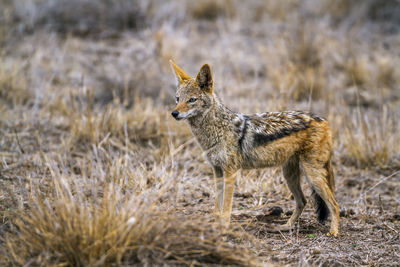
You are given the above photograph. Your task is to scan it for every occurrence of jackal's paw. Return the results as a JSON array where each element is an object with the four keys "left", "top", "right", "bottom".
[
  {"left": 213, "top": 213, "right": 221, "bottom": 221},
  {"left": 214, "top": 215, "right": 230, "bottom": 227},
  {"left": 220, "top": 217, "right": 231, "bottom": 228},
  {"left": 326, "top": 230, "right": 339, "bottom": 237}
]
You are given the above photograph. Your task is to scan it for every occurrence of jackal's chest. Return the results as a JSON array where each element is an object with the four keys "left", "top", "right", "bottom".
[
  {"left": 203, "top": 145, "right": 227, "bottom": 168},
  {"left": 187, "top": 115, "right": 240, "bottom": 168},
  {"left": 187, "top": 132, "right": 227, "bottom": 166},
  {"left": 188, "top": 122, "right": 225, "bottom": 150}
]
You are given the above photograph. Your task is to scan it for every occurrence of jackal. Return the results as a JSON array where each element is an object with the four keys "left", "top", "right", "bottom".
[{"left": 170, "top": 60, "right": 339, "bottom": 237}]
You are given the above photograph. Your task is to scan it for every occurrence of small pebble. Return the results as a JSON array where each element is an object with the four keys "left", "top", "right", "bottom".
[
  {"left": 269, "top": 206, "right": 283, "bottom": 216},
  {"left": 340, "top": 208, "right": 355, "bottom": 217},
  {"left": 311, "top": 249, "right": 321, "bottom": 255},
  {"left": 202, "top": 192, "right": 210, "bottom": 197}
]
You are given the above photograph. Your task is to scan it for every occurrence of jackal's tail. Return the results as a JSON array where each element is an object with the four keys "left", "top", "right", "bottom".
[{"left": 313, "top": 155, "right": 334, "bottom": 223}]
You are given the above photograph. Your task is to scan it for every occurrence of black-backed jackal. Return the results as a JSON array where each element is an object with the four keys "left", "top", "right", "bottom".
[{"left": 170, "top": 60, "right": 339, "bottom": 237}]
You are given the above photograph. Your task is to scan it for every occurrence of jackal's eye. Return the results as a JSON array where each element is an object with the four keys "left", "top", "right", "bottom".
[
  {"left": 175, "top": 97, "right": 179, "bottom": 103},
  {"left": 188, "top": 97, "right": 197, "bottom": 103}
]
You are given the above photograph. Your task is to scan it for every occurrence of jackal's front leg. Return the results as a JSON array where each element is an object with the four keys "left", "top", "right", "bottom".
[
  {"left": 221, "top": 172, "right": 236, "bottom": 226},
  {"left": 213, "top": 166, "right": 224, "bottom": 219},
  {"left": 213, "top": 167, "right": 237, "bottom": 226}
]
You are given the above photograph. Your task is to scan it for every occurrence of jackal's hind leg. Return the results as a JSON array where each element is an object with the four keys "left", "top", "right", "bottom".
[
  {"left": 280, "top": 155, "right": 306, "bottom": 230},
  {"left": 302, "top": 162, "right": 339, "bottom": 237}
]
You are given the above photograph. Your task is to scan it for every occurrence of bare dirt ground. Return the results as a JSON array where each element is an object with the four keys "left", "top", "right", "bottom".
[{"left": 1, "top": 1, "right": 400, "bottom": 266}]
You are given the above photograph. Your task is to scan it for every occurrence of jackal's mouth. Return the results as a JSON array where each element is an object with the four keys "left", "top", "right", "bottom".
[{"left": 172, "top": 110, "right": 193, "bottom": 120}]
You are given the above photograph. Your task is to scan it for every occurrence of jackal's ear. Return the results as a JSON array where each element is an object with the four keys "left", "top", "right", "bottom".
[
  {"left": 169, "top": 60, "right": 191, "bottom": 84},
  {"left": 195, "top": 64, "right": 213, "bottom": 94}
]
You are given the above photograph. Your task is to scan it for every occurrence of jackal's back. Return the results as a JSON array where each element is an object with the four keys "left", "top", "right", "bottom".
[{"left": 238, "top": 111, "right": 331, "bottom": 169}]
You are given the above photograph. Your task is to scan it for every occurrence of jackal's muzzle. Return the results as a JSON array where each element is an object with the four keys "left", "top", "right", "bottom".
[{"left": 171, "top": 110, "right": 181, "bottom": 120}]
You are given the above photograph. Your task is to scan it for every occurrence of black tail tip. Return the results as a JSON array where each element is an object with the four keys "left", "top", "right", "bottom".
[{"left": 314, "top": 193, "right": 329, "bottom": 223}]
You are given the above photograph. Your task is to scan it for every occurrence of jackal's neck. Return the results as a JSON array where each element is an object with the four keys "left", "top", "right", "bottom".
[{"left": 187, "top": 96, "right": 235, "bottom": 150}]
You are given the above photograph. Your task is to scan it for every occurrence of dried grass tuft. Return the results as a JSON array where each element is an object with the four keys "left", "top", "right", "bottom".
[
  {"left": 268, "top": 26, "right": 324, "bottom": 101},
  {"left": 191, "top": 0, "right": 235, "bottom": 21},
  {"left": 376, "top": 56, "right": 398, "bottom": 89},
  {"left": 343, "top": 56, "right": 370, "bottom": 87},
  {"left": 2, "top": 172, "right": 258, "bottom": 266},
  {"left": 342, "top": 106, "right": 400, "bottom": 169},
  {"left": 0, "top": 63, "right": 30, "bottom": 107}
]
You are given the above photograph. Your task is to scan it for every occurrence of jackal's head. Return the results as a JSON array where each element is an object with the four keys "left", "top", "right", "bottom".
[{"left": 170, "top": 60, "right": 214, "bottom": 120}]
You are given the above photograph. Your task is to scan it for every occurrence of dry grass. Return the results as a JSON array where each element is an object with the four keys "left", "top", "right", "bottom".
[
  {"left": 0, "top": 62, "right": 30, "bottom": 107},
  {"left": 1, "top": 0, "right": 400, "bottom": 266},
  {"left": 342, "top": 106, "right": 400, "bottom": 170},
  {"left": 191, "top": 0, "right": 235, "bottom": 21},
  {"left": 3, "top": 172, "right": 258, "bottom": 266},
  {"left": 10, "top": 0, "right": 146, "bottom": 36},
  {"left": 265, "top": 24, "right": 326, "bottom": 102}
]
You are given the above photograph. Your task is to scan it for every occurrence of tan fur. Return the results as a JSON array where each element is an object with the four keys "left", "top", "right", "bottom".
[{"left": 170, "top": 60, "right": 339, "bottom": 237}]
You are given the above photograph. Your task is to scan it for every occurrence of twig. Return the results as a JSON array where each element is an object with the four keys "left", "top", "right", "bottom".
[
  {"left": 171, "top": 137, "right": 196, "bottom": 157},
  {"left": 0, "top": 152, "right": 17, "bottom": 157},
  {"left": 356, "top": 170, "right": 400, "bottom": 204},
  {"left": 14, "top": 128, "right": 25, "bottom": 154},
  {"left": 383, "top": 222, "right": 399, "bottom": 234},
  {"left": 0, "top": 156, "right": 32, "bottom": 172}
]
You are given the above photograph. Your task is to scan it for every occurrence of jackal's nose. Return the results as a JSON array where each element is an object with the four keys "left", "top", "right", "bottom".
[{"left": 171, "top": 111, "right": 179, "bottom": 118}]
